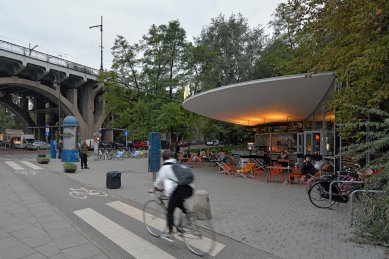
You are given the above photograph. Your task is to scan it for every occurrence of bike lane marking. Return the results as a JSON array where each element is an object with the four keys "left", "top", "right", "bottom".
[
  {"left": 74, "top": 208, "right": 176, "bottom": 259},
  {"left": 107, "top": 200, "right": 225, "bottom": 256},
  {"left": 20, "top": 161, "right": 42, "bottom": 170},
  {"left": 69, "top": 187, "right": 108, "bottom": 199}
]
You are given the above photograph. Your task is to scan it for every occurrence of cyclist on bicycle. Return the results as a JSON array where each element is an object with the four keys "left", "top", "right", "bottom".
[{"left": 149, "top": 149, "right": 194, "bottom": 242}]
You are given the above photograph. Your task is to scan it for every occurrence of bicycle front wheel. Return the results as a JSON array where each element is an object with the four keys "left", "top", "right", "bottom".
[
  {"left": 143, "top": 200, "right": 167, "bottom": 237},
  {"left": 180, "top": 211, "right": 216, "bottom": 256},
  {"left": 308, "top": 182, "right": 335, "bottom": 209}
]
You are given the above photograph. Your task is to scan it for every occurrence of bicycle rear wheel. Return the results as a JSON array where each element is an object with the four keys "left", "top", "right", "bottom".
[
  {"left": 305, "top": 177, "right": 318, "bottom": 192},
  {"left": 308, "top": 181, "right": 335, "bottom": 209},
  {"left": 143, "top": 200, "right": 167, "bottom": 237},
  {"left": 180, "top": 211, "right": 216, "bottom": 256}
]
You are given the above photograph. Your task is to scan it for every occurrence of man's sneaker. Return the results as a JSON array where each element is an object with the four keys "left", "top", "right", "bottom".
[
  {"left": 160, "top": 233, "right": 174, "bottom": 243},
  {"left": 84, "top": 167, "right": 89, "bottom": 169}
]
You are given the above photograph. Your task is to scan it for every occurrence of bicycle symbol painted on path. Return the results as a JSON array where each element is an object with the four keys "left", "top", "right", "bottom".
[{"left": 69, "top": 187, "right": 108, "bottom": 199}]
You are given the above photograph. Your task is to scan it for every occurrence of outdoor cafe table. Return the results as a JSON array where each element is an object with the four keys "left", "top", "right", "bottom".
[{"left": 266, "top": 166, "right": 292, "bottom": 183}]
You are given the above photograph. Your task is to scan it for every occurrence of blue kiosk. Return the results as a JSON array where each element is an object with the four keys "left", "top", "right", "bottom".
[{"left": 61, "top": 116, "right": 80, "bottom": 162}]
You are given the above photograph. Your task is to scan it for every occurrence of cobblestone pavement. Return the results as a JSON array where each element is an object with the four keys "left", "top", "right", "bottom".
[{"left": 42, "top": 156, "right": 387, "bottom": 259}]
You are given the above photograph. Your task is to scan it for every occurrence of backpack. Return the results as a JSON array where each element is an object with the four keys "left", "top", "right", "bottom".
[{"left": 165, "top": 162, "right": 194, "bottom": 185}]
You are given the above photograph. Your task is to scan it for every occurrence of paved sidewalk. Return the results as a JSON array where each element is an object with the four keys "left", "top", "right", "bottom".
[
  {"left": 40, "top": 156, "right": 387, "bottom": 259},
  {"left": 0, "top": 162, "right": 108, "bottom": 259}
]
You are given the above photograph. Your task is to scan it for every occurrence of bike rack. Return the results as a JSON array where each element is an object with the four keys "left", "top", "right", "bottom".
[
  {"left": 349, "top": 189, "right": 385, "bottom": 224},
  {"left": 328, "top": 180, "right": 364, "bottom": 208}
]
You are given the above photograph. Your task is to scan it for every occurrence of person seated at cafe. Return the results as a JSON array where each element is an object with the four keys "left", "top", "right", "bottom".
[
  {"left": 184, "top": 150, "right": 191, "bottom": 159},
  {"left": 301, "top": 156, "right": 317, "bottom": 180},
  {"left": 200, "top": 149, "right": 206, "bottom": 158},
  {"left": 217, "top": 149, "right": 226, "bottom": 161},
  {"left": 209, "top": 151, "right": 217, "bottom": 160},
  {"left": 223, "top": 152, "right": 233, "bottom": 165}
]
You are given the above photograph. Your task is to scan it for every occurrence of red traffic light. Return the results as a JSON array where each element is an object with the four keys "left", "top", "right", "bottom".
[{"left": 315, "top": 133, "right": 320, "bottom": 141}]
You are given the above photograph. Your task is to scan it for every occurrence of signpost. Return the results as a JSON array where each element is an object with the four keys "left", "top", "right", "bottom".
[
  {"left": 148, "top": 132, "right": 161, "bottom": 181},
  {"left": 124, "top": 130, "right": 128, "bottom": 148}
]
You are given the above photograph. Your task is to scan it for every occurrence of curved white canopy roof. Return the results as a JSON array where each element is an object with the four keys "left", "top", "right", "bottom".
[{"left": 183, "top": 72, "right": 335, "bottom": 126}]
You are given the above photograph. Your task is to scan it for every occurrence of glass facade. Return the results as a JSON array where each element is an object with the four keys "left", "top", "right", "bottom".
[{"left": 254, "top": 80, "right": 337, "bottom": 157}]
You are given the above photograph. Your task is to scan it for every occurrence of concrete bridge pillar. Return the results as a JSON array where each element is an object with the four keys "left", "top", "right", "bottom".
[
  {"left": 66, "top": 89, "right": 77, "bottom": 104},
  {"left": 19, "top": 95, "right": 28, "bottom": 111},
  {"left": 36, "top": 97, "right": 46, "bottom": 140},
  {"left": 79, "top": 84, "right": 95, "bottom": 139}
]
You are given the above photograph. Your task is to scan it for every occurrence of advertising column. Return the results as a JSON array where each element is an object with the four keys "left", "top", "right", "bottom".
[{"left": 61, "top": 116, "right": 80, "bottom": 162}]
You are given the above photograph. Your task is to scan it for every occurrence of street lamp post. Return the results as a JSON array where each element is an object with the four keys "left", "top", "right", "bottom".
[
  {"left": 89, "top": 16, "right": 103, "bottom": 72},
  {"left": 54, "top": 73, "right": 61, "bottom": 136}
]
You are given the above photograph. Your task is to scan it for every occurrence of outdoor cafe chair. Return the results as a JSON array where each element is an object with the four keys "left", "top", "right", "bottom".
[
  {"left": 252, "top": 166, "right": 266, "bottom": 181},
  {"left": 267, "top": 164, "right": 285, "bottom": 183},
  {"left": 288, "top": 168, "right": 303, "bottom": 184},
  {"left": 235, "top": 163, "right": 255, "bottom": 179},
  {"left": 216, "top": 162, "right": 234, "bottom": 175}
]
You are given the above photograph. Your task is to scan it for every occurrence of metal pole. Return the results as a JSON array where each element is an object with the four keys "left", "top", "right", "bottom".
[
  {"left": 58, "top": 80, "right": 61, "bottom": 140},
  {"left": 329, "top": 180, "right": 363, "bottom": 208},
  {"left": 89, "top": 16, "right": 103, "bottom": 72},
  {"left": 333, "top": 110, "right": 336, "bottom": 174},
  {"left": 100, "top": 16, "right": 103, "bottom": 71},
  {"left": 366, "top": 112, "right": 370, "bottom": 166},
  {"left": 349, "top": 189, "right": 384, "bottom": 224}
]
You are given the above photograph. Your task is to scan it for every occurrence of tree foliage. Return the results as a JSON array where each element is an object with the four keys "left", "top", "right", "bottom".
[
  {"left": 103, "top": 15, "right": 261, "bottom": 142},
  {"left": 0, "top": 104, "right": 16, "bottom": 130},
  {"left": 340, "top": 106, "right": 389, "bottom": 246},
  {"left": 103, "top": 20, "right": 193, "bottom": 140},
  {"left": 197, "top": 13, "right": 266, "bottom": 86},
  {"left": 271, "top": 0, "right": 389, "bottom": 120}
]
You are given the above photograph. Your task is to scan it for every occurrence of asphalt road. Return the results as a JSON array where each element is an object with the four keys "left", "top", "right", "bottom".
[{"left": 0, "top": 149, "right": 275, "bottom": 259}]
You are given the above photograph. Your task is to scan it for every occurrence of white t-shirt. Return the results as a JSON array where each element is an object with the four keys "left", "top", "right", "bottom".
[{"left": 153, "top": 159, "right": 179, "bottom": 197}]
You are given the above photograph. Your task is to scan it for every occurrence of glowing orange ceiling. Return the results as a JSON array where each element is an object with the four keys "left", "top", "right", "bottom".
[{"left": 182, "top": 72, "right": 335, "bottom": 126}]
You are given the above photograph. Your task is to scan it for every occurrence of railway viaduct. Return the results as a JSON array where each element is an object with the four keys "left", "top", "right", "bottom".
[{"left": 0, "top": 40, "right": 108, "bottom": 140}]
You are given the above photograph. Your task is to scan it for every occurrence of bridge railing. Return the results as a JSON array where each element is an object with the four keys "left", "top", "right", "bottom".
[{"left": 0, "top": 40, "right": 99, "bottom": 76}]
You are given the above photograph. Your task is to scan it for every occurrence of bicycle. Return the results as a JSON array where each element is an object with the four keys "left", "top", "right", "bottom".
[
  {"left": 307, "top": 173, "right": 364, "bottom": 209},
  {"left": 304, "top": 157, "right": 338, "bottom": 192},
  {"left": 142, "top": 190, "right": 216, "bottom": 256}
]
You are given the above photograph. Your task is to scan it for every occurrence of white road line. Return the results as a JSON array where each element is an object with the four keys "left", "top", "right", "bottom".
[
  {"left": 74, "top": 208, "right": 176, "bottom": 259},
  {"left": 5, "top": 161, "right": 24, "bottom": 170},
  {"left": 20, "top": 161, "right": 42, "bottom": 170},
  {"left": 107, "top": 201, "right": 225, "bottom": 256}
]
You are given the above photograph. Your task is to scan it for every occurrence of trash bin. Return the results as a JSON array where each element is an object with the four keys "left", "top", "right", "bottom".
[{"left": 106, "top": 171, "right": 121, "bottom": 189}]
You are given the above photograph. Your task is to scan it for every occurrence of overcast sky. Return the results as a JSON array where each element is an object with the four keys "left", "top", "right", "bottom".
[{"left": 0, "top": 0, "right": 285, "bottom": 69}]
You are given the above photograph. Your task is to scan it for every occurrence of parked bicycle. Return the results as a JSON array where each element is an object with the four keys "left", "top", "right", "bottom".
[
  {"left": 142, "top": 190, "right": 216, "bottom": 256},
  {"left": 307, "top": 163, "right": 370, "bottom": 209}
]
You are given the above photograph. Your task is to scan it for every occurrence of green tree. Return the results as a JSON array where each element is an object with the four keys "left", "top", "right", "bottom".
[
  {"left": 191, "top": 13, "right": 267, "bottom": 140},
  {"left": 103, "top": 21, "right": 192, "bottom": 141},
  {"left": 340, "top": 106, "right": 389, "bottom": 246},
  {"left": 198, "top": 13, "right": 266, "bottom": 86},
  {"left": 278, "top": 0, "right": 389, "bottom": 119},
  {"left": 0, "top": 104, "right": 16, "bottom": 131}
]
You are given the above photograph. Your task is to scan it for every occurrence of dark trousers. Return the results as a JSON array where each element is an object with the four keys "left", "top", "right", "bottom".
[
  {"left": 167, "top": 185, "right": 193, "bottom": 232},
  {"left": 80, "top": 153, "right": 88, "bottom": 168}
]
